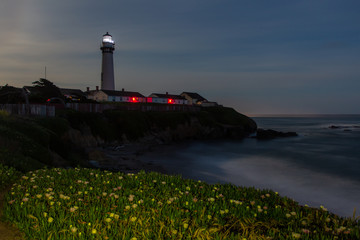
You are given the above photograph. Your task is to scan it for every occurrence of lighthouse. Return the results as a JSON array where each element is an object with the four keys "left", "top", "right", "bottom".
[{"left": 100, "top": 32, "right": 115, "bottom": 90}]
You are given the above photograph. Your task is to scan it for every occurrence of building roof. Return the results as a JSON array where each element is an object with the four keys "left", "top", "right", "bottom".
[
  {"left": 60, "top": 88, "right": 86, "bottom": 97},
  {"left": 149, "top": 93, "right": 186, "bottom": 100},
  {"left": 181, "top": 92, "right": 207, "bottom": 101},
  {"left": 101, "top": 90, "right": 145, "bottom": 98}
]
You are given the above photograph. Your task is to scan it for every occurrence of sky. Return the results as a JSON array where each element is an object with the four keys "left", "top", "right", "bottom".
[{"left": 1, "top": 0, "right": 359, "bottom": 115}]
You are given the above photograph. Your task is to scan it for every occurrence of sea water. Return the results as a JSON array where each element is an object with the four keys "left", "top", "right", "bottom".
[{"left": 139, "top": 115, "right": 360, "bottom": 217}]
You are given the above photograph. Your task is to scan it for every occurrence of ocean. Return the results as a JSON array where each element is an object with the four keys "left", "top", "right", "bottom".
[{"left": 139, "top": 115, "right": 360, "bottom": 217}]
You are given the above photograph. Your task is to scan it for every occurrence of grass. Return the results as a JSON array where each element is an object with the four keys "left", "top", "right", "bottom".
[{"left": 2, "top": 165, "right": 359, "bottom": 239}]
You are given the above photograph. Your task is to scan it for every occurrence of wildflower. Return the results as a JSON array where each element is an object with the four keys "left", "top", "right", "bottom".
[
  {"left": 43, "top": 212, "right": 48, "bottom": 217},
  {"left": 50, "top": 201, "right": 54, "bottom": 206},
  {"left": 301, "top": 220, "right": 307, "bottom": 225},
  {"left": 130, "top": 217, "right": 137, "bottom": 222},
  {"left": 207, "top": 215, "right": 212, "bottom": 220},
  {"left": 105, "top": 218, "right": 111, "bottom": 223},
  {"left": 208, "top": 198, "right": 215, "bottom": 202},
  {"left": 91, "top": 229, "right": 97, "bottom": 234},
  {"left": 265, "top": 193, "right": 270, "bottom": 197},
  {"left": 48, "top": 217, "right": 54, "bottom": 223},
  {"left": 186, "top": 201, "right": 189, "bottom": 206},
  {"left": 22, "top": 197, "right": 29, "bottom": 202},
  {"left": 130, "top": 238, "right": 137, "bottom": 240},
  {"left": 186, "top": 186, "right": 191, "bottom": 191},
  {"left": 102, "top": 192, "right": 107, "bottom": 196},
  {"left": 302, "top": 229, "right": 310, "bottom": 234},
  {"left": 125, "top": 206, "right": 130, "bottom": 210},
  {"left": 183, "top": 223, "right": 189, "bottom": 229},
  {"left": 129, "top": 194, "right": 135, "bottom": 201},
  {"left": 286, "top": 214, "right": 291, "bottom": 218},
  {"left": 167, "top": 200, "right": 172, "bottom": 204},
  {"left": 172, "top": 230, "right": 178, "bottom": 234},
  {"left": 250, "top": 201, "right": 255, "bottom": 205},
  {"left": 162, "top": 181, "right": 166, "bottom": 184},
  {"left": 132, "top": 204, "right": 138, "bottom": 209},
  {"left": 114, "top": 214, "right": 119, "bottom": 220},
  {"left": 325, "top": 217, "right": 331, "bottom": 222},
  {"left": 290, "top": 212, "right": 296, "bottom": 216},
  {"left": 292, "top": 233, "right": 301, "bottom": 239},
  {"left": 109, "top": 213, "right": 114, "bottom": 218},
  {"left": 71, "top": 227, "right": 77, "bottom": 233},
  {"left": 220, "top": 210, "right": 225, "bottom": 215},
  {"left": 36, "top": 194, "right": 42, "bottom": 199}
]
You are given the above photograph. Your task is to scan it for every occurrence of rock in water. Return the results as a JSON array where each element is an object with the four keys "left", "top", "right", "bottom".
[{"left": 255, "top": 128, "right": 298, "bottom": 140}]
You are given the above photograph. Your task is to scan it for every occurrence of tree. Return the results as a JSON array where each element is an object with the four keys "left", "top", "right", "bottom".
[{"left": 29, "top": 78, "right": 64, "bottom": 103}]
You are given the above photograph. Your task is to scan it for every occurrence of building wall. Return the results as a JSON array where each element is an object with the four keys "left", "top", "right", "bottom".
[{"left": 90, "top": 91, "right": 108, "bottom": 102}]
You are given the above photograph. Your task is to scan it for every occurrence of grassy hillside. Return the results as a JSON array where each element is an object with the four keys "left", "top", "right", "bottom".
[{"left": 2, "top": 166, "right": 359, "bottom": 239}]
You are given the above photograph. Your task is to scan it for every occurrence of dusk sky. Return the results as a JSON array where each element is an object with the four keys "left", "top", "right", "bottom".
[{"left": 1, "top": 0, "right": 359, "bottom": 115}]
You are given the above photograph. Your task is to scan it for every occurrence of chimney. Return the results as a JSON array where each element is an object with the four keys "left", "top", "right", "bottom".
[
  {"left": 86, "top": 87, "right": 90, "bottom": 92},
  {"left": 166, "top": 92, "right": 168, "bottom": 95},
  {"left": 96, "top": 86, "right": 99, "bottom": 91},
  {"left": 122, "top": 88, "right": 124, "bottom": 92}
]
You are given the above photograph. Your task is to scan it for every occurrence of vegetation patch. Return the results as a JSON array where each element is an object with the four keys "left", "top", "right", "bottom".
[{"left": 3, "top": 167, "right": 359, "bottom": 239}]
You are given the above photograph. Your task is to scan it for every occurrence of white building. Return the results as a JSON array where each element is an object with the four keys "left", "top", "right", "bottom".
[
  {"left": 87, "top": 89, "right": 146, "bottom": 103},
  {"left": 148, "top": 93, "right": 187, "bottom": 105}
]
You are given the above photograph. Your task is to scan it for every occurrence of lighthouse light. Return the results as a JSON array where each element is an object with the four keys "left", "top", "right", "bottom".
[{"left": 103, "top": 36, "right": 114, "bottom": 44}]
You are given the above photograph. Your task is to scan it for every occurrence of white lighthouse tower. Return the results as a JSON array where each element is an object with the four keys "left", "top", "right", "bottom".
[{"left": 100, "top": 32, "right": 115, "bottom": 90}]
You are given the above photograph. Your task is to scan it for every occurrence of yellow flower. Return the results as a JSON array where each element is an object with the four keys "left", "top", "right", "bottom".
[
  {"left": 71, "top": 227, "right": 77, "bottom": 233},
  {"left": 172, "top": 230, "right": 178, "bottom": 234},
  {"left": 36, "top": 194, "right": 42, "bottom": 198},
  {"left": 91, "top": 229, "right": 97, "bottom": 234},
  {"left": 114, "top": 214, "right": 120, "bottom": 220},
  {"left": 130, "top": 238, "right": 137, "bottom": 240},
  {"left": 125, "top": 206, "right": 130, "bottom": 210},
  {"left": 183, "top": 223, "right": 189, "bottom": 229},
  {"left": 292, "top": 233, "right": 301, "bottom": 239},
  {"left": 132, "top": 204, "right": 138, "bottom": 209},
  {"left": 109, "top": 213, "right": 114, "bottom": 218},
  {"left": 207, "top": 215, "right": 212, "bottom": 220},
  {"left": 48, "top": 217, "right": 54, "bottom": 223},
  {"left": 43, "top": 212, "right": 48, "bottom": 217},
  {"left": 130, "top": 217, "right": 137, "bottom": 222},
  {"left": 105, "top": 218, "right": 111, "bottom": 223}
]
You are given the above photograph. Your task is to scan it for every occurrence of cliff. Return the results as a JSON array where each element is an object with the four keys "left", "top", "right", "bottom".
[{"left": 0, "top": 107, "right": 257, "bottom": 172}]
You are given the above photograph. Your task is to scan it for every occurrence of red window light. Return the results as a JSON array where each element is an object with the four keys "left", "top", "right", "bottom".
[{"left": 168, "top": 99, "right": 174, "bottom": 104}]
